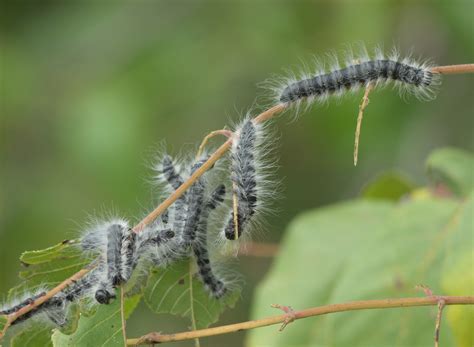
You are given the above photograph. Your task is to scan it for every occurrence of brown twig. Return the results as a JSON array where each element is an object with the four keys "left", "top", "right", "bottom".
[
  {"left": 120, "top": 286, "right": 127, "bottom": 347},
  {"left": 1, "top": 64, "right": 472, "bottom": 340},
  {"left": 434, "top": 299, "right": 445, "bottom": 347},
  {"left": 126, "top": 296, "right": 474, "bottom": 345},
  {"left": 196, "top": 129, "right": 233, "bottom": 158},
  {"left": 430, "top": 64, "right": 474, "bottom": 74},
  {"left": 353, "top": 82, "right": 374, "bottom": 166},
  {"left": 239, "top": 242, "right": 279, "bottom": 257}
]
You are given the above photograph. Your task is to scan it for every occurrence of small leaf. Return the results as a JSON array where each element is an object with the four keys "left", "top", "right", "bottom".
[
  {"left": 426, "top": 147, "right": 474, "bottom": 197},
  {"left": 51, "top": 294, "right": 141, "bottom": 347},
  {"left": 144, "top": 260, "right": 240, "bottom": 329},
  {"left": 9, "top": 240, "right": 90, "bottom": 299},
  {"left": 20, "top": 240, "right": 78, "bottom": 265},
  {"left": 362, "top": 171, "right": 415, "bottom": 200}
]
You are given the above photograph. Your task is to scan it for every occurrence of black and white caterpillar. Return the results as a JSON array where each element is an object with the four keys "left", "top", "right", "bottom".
[
  {"left": 156, "top": 154, "right": 230, "bottom": 298},
  {"left": 270, "top": 46, "right": 441, "bottom": 107},
  {"left": 193, "top": 184, "right": 227, "bottom": 298},
  {"left": 224, "top": 117, "right": 271, "bottom": 241},
  {"left": 82, "top": 219, "right": 176, "bottom": 304}
]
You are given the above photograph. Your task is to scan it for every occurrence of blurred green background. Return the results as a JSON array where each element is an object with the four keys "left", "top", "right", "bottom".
[{"left": 1, "top": 1, "right": 472, "bottom": 346}]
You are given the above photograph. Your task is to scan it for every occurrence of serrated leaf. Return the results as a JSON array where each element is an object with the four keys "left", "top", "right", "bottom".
[
  {"left": 10, "top": 322, "right": 53, "bottom": 347},
  {"left": 144, "top": 260, "right": 240, "bottom": 329},
  {"left": 362, "top": 171, "right": 415, "bottom": 200},
  {"left": 20, "top": 240, "right": 78, "bottom": 265},
  {"left": 9, "top": 240, "right": 90, "bottom": 298},
  {"left": 51, "top": 293, "right": 141, "bottom": 347},
  {"left": 426, "top": 147, "right": 474, "bottom": 197},
  {"left": 247, "top": 193, "right": 472, "bottom": 347}
]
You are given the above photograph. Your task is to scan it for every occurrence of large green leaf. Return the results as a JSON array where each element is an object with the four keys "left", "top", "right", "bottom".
[
  {"left": 247, "top": 197, "right": 471, "bottom": 346},
  {"left": 247, "top": 148, "right": 473, "bottom": 347},
  {"left": 426, "top": 147, "right": 474, "bottom": 197},
  {"left": 144, "top": 259, "right": 240, "bottom": 329},
  {"left": 51, "top": 294, "right": 141, "bottom": 347}
]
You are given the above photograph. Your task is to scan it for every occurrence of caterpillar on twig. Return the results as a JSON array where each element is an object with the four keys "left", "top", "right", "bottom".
[{"left": 268, "top": 46, "right": 441, "bottom": 109}]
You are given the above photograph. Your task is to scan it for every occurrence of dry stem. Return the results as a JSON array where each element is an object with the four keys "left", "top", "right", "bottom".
[
  {"left": 434, "top": 299, "right": 445, "bottom": 347},
  {"left": 431, "top": 64, "right": 474, "bottom": 74},
  {"left": 126, "top": 296, "right": 474, "bottom": 345},
  {"left": 354, "top": 82, "right": 374, "bottom": 166},
  {"left": 120, "top": 286, "right": 127, "bottom": 347},
  {"left": 196, "top": 129, "right": 233, "bottom": 158}
]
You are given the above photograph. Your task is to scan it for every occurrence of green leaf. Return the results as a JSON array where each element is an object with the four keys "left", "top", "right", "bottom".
[
  {"left": 362, "top": 171, "right": 415, "bottom": 200},
  {"left": 0, "top": 314, "right": 7, "bottom": 336},
  {"left": 10, "top": 322, "right": 53, "bottom": 347},
  {"left": 144, "top": 260, "right": 240, "bottom": 329},
  {"left": 440, "top": 196, "right": 474, "bottom": 347},
  {"left": 426, "top": 147, "right": 474, "bottom": 197},
  {"left": 9, "top": 240, "right": 90, "bottom": 298},
  {"left": 51, "top": 293, "right": 141, "bottom": 347},
  {"left": 247, "top": 194, "right": 472, "bottom": 346}
]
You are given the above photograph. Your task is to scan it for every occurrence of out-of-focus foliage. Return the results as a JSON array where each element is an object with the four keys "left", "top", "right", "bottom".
[
  {"left": 362, "top": 171, "right": 416, "bottom": 200},
  {"left": 1, "top": 1, "right": 472, "bottom": 346},
  {"left": 248, "top": 148, "right": 473, "bottom": 347}
]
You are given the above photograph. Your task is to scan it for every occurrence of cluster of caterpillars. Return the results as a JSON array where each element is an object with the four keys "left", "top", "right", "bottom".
[{"left": 1, "top": 117, "right": 266, "bottom": 327}]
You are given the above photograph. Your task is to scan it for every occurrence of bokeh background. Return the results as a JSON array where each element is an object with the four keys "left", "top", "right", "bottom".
[{"left": 1, "top": 1, "right": 472, "bottom": 346}]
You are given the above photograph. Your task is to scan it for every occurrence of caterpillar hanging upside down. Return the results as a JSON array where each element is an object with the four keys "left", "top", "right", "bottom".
[{"left": 224, "top": 116, "right": 275, "bottom": 242}]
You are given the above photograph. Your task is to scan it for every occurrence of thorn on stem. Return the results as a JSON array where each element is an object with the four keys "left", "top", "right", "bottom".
[
  {"left": 136, "top": 331, "right": 163, "bottom": 345},
  {"left": 415, "top": 284, "right": 434, "bottom": 297},
  {"left": 271, "top": 304, "right": 296, "bottom": 331}
]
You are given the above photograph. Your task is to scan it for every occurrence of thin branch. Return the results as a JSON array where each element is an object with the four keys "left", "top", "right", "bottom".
[
  {"left": 239, "top": 242, "right": 279, "bottom": 257},
  {"left": 434, "top": 299, "right": 445, "bottom": 347},
  {"left": 120, "top": 286, "right": 127, "bottom": 347},
  {"left": 1, "top": 64, "right": 471, "bottom": 339},
  {"left": 188, "top": 260, "right": 201, "bottom": 347},
  {"left": 196, "top": 129, "right": 233, "bottom": 158},
  {"left": 353, "top": 82, "right": 374, "bottom": 166},
  {"left": 431, "top": 64, "right": 474, "bottom": 74},
  {"left": 126, "top": 296, "right": 474, "bottom": 345}
]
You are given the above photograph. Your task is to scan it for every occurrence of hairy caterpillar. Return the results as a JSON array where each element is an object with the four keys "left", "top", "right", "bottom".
[
  {"left": 82, "top": 219, "right": 176, "bottom": 304},
  {"left": 193, "top": 184, "right": 227, "bottom": 298},
  {"left": 224, "top": 118, "right": 262, "bottom": 240},
  {"left": 269, "top": 46, "right": 441, "bottom": 108}
]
